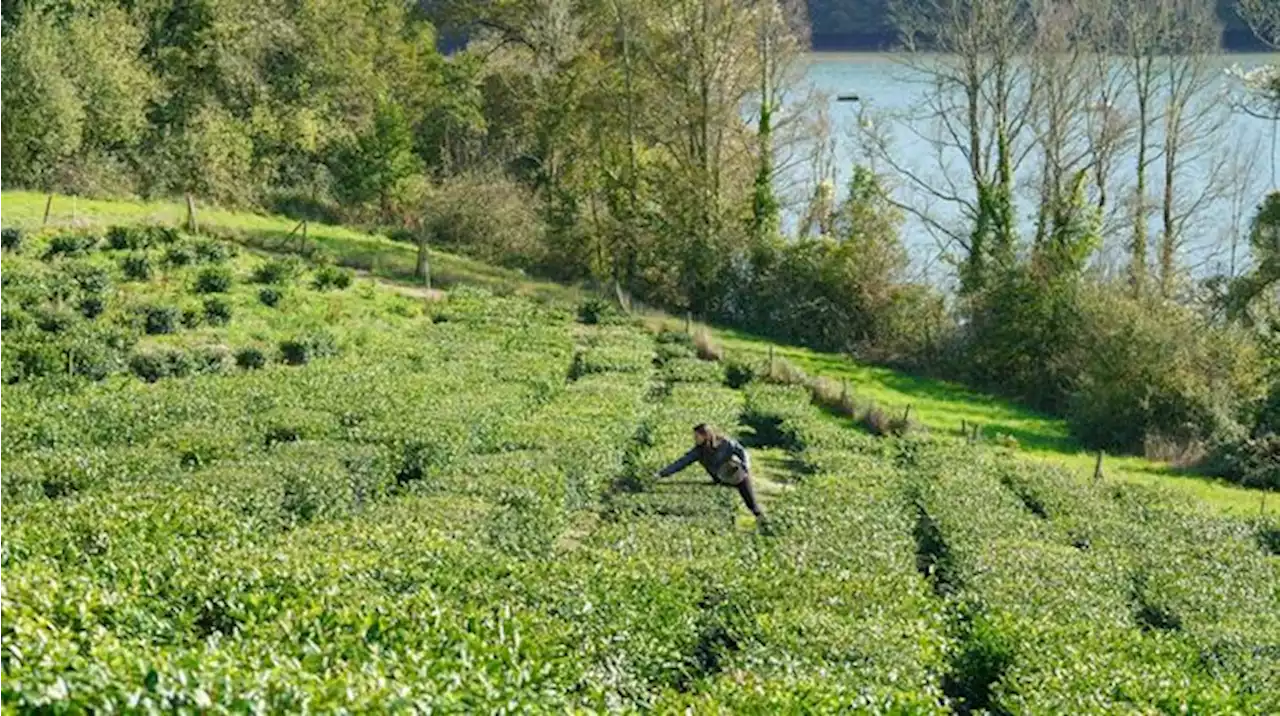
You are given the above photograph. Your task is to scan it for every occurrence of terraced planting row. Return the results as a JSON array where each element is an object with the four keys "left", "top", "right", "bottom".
[{"left": 3, "top": 228, "right": 1278, "bottom": 711}]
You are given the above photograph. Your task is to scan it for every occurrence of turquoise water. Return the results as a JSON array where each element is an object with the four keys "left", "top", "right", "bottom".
[{"left": 789, "top": 53, "right": 1280, "bottom": 284}]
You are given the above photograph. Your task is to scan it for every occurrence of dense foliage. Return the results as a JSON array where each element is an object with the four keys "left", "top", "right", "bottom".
[
  {"left": 3, "top": 0, "right": 1277, "bottom": 478},
  {"left": 4, "top": 232, "right": 1278, "bottom": 709}
]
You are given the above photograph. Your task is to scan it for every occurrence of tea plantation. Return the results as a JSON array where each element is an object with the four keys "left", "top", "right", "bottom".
[{"left": 2, "top": 225, "right": 1279, "bottom": 713}]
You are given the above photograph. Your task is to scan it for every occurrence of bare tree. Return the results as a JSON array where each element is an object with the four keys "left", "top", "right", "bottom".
[
  {"left": 747, "top": 0, "right": 805, "bottom": 242},
  {"left": 1114, "top": 0, "right": 1179, "bottom": 296},
  {"left": 638, "top": 0, "right": 763, "bottom": 309},
  {"left": 883, "top": 0, "right": 1038, "bottom": 295},
  {"left": 799, "top": 98, "right": 838, "bottom": 237},
  {"left": 1230, "top": 2, "right": 1280, "bottom": 188},
  {"left": 1154, "top": 0, "right": 1226, "bottom": 297},
  {"left": 1075, "top": 0, "right": 1137, "bottom": 225},
  {"left": 1238, "top": 0, "right": 1280, "bottom": 49},
  {"left": 1027, "top": 0, "right": 1098, "bottom": 256}
]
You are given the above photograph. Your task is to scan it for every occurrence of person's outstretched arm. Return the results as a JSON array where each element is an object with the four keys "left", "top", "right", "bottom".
[{"left": 658, "top": 447, "right": 700, "bottom": 478}]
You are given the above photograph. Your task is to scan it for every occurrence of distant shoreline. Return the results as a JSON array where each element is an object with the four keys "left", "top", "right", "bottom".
[{"left": 809, "top": 30, "right": 1271, "bottom": 54}]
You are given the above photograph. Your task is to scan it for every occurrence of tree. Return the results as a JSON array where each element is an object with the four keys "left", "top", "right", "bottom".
[
  {"left": 328, "top": 100, "right": 423, "bottom": 219},
  {"left": 748, "top": 0, "right": 808, "bottom": 245},
  {"left": 1, "top": 10, "right": 85, "bottom": 190},
  {"left": 1230, "top": 1, "right": 1280, "bottom": 187},
  {"left": 883, "top": 0, "right": 1037, "bottom": 296},
  {"left": 639, "top": 0, "right": 764, "bottom": 313},
  {"left": 1154, "top": 0, "right": 1226, "bottom": 298}
]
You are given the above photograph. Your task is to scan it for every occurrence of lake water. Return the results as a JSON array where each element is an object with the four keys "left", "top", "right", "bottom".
[{"left": 787, "top": 53, "right": 1280, "bottom": 285}]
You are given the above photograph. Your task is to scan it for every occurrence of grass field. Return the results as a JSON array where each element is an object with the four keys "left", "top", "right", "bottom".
[
  {"left": 5, "top": 190, "right": 1271, "bottom": 518},
  {"left": 2, "top": 205, "right": 1278, "bottom": 711}
]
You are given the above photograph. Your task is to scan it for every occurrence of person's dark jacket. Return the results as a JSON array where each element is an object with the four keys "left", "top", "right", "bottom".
[{"left": 659, "top": 437, "right": 751, "bottom": 483}]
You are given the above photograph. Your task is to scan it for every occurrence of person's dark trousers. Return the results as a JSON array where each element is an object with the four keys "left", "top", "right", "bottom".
[{"left": 735, "top": 473, "right": 765, "bottom": 518}]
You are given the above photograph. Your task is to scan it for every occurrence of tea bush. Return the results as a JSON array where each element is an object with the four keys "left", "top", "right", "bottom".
[
  {"left": 202, "top": 296, "right": 232, "bottom": 326},
  {"left": 2, "top": 227, "right": 22, "bottom": 251},
  {"left": 235, "top": 346, "right": 268, "bottom": 370},
  {"left": 163, "top": 242, "right": 196, "bottom": 266},
  {"left": 119, "top": 252, "right": 153, "bottom": 281},
  {"left": 142, "top": 304, "right": 179, "bottom": 335},
  {"left": 258, "top": 286, "right": 282, "bottom": 307},
  {"left": 312, "top": 264, "right": 353, "bottom": 291},
  {"left": 251, "top": 258, "right": 298, "bottom": 285},
  {"left": 44, "top": 232, "right": 97, "bottom": 259},
  {"left": 194, "top": 266, "right": 233, "bottom": 294},
  {"left": 2, "top": 230, "right": 1276, "bottom": 712}
]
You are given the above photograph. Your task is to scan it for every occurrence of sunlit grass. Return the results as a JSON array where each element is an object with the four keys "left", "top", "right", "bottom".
[{"left": 5, "top": 190, "right": 1270, "bottom": 517}]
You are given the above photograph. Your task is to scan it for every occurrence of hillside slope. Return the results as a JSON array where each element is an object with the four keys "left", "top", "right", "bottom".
[
  {"left": 3, "top": 190, "right": 1268, "bottom": 515},
  {"left": 2, "top": 218, "right": 1278, "bottom": 710}
]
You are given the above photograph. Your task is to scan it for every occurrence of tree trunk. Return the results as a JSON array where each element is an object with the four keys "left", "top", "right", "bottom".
[{"left": 416, "top": 235, "right": 431, "bottom": 288}]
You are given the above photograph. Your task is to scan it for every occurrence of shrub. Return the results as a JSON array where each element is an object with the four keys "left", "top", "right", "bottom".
[
  {"left": 693, "top": 328, "right": 723, "bottom": 362},
  {"left": 119, "top": 253, "right": 152, "bottom": 281},
  {"left": 34, "top": 306, "right": 77, "bottom": 334},
  {"left": 265, "top": 191, "right": 343, "bottom": 224},
  {"left": 656, "top": 329, "right": 694, "bottom": 345},
  {"left": 312, "top": 265, "right": 352, "bottom": 291},
  {"left": 44, "top": 233, "right": 96, "bottom": 259},
  {"left": 235, "top": 346, "right": 268, "bottom": 370},
  {"left": 9, "top": 343, "right": 62, "bottom": 382},
  {"left": 809, "top": 377, "right": 860, "bottom": 419},
  {"left": 422, "top": 172, "right": 546, "bottom": 270},
  {"left": 1209, "top": 432, "right": 1280, "bottom": 489},
  {"left": 181, "top": 304, "right": 203, "bottom": 329},
  {"left": 78, "top": 296, "right": 105, "bottom": 319},
  {"left": 203, "top": 297, "right": 232, "bottom": 326},
  {"left": 149, "top": 226, "right": 182, "bottom": 245},
  {"left": 279, "top": 332, "right": 338, "bottom": 366},
  {"left": 194, "top": 266, "right": 233, "bottom": 294},
  {"left": 164, "top": 243, "right": 196, "bottom": 267},
  {"left": 862, "top": 405, "right": 893, "bottom": 437},
  {"left": 66, "top": 261, "right": 111, "bottom": 295},
  {"left": 62, "top": 333, "right": 121, "bottom": 381},
  {"left": 577, "top": 298, "right": 617, "bottom": 325},
  {"left": 2, "top": 228, "right": 22, "bottom": 252},
  {"left": 258, "top": 287, "right": 283, "bottom": 307},
  {"left": 193, "top": 238, "right": 232, "bottom": 264},
  {"left": 106, "top": 226, "right": 154, "bottom": 251},
  {"left": 1066, "top": 290, "right": 1267, "bottom": 452},
  {"left": 762, "top": 356, "right": 808, "bottom": 385},
  {"left": 106, "top": 226, "right": 132, "bottom": 251},
  {"left": 724, "top": 359, "right": 757, "bottom": 389},
  {"left": 142, "top": 305, "right": 179, "bottom": 335},
  {"left": 2, "top": 308, "right": 31, "bottom": 332},
  {"left": 168, "top": 349, "right": 195, "bottom": 378},
  {"left": 193, "top": 345, "right": 231, "bottom": 374},
  {"left": 655, "top": 341, "right": 695, "bottom": 366},
  {"left": 129, "top": 350, "right": 169, "bottom": 382},
  {"left": 251, "top": 258, "right": 298, "bottom": 285}
]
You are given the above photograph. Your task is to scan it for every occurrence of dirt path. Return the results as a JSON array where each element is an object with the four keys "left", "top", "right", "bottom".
[{"left": 352, "top": 268, "right": 447, "bottom": 301}]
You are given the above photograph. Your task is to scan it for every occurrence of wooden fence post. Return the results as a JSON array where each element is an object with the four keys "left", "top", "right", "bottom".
[
  {"left": 185, "top": 193, "right": 198, "bottom": 233},
  {"left": 903, "top": 405, "right": 913, "bottom": 424},
  {"left": 685, "top": 312, "right": 692, "bottom": 334},
  {"left": 43, "top": 194, "right": 53, "bottom": 225},
  {"left": 1093, "top": 450, "right": 1105, "bottom": 482}
]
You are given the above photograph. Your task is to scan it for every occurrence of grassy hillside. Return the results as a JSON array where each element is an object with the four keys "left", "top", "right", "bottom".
[
  {"left": 2, "top": 211, "right": 1278, "bottom": 710},
  {"left": 4, "top": 190, "right": 1271, "bottom": 517}
]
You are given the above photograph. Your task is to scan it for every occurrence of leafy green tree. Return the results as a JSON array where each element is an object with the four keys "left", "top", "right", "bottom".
[
  {"left": 1, "top": 10, "right": 86, "bottom": 189},
  {"left": 328, "top": 100, "right": 423, "bottom": 218}
]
